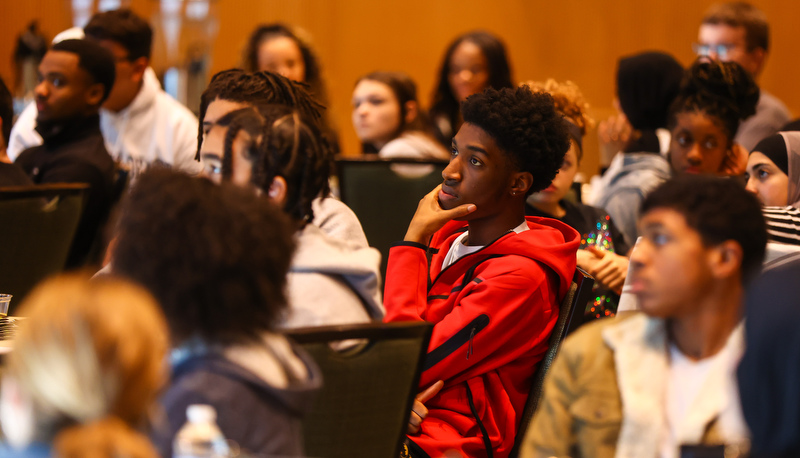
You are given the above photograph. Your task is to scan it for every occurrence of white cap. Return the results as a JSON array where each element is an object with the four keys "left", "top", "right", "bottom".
[
  {"left": 186, "top": 404, "right": 217, "bottom": 423},
  {"left": 52, "top": 27, "right": 85, "bottom": 44}
]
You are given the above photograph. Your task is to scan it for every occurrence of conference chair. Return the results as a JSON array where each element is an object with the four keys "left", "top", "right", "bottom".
[
  {"left": 284, "top": 321, "right": 433, "bottom": 458},
  {"left": 335, "top": 157, "right": 448, "bottom": 276},
  {"left": 508, "top": 268, "right": 595, "bottom": 458},
  {"left": 0, "top": 183, "right": 87, "bottom": 312}
]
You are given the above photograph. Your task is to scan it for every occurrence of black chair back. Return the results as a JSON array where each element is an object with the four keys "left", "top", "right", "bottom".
[
  {"left": 285, "top": 321, "right": 433, "bottom": 458},
  {"left": 0, "top": 183, "right": 87, "bottom": 311},
  {"left": 508, "top": 268, "right": 595, "bottom": 458},
  {"left": 335, "top": 157, "right": 447, "bottom": 276}
]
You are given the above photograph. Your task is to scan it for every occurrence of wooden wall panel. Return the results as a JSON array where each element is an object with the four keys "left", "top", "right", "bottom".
[{"left": 1, "top": 0, "right": 797, "bottom": 176}]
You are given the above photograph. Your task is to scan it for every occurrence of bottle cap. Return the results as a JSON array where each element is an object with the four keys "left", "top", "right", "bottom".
[{"left": 186, "top": 404, "right": 217, "bottom": 423}]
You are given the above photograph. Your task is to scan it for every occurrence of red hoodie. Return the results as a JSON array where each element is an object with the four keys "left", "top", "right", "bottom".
[{"left": 385, "top": 216, "right": 579, "bottom": 458}]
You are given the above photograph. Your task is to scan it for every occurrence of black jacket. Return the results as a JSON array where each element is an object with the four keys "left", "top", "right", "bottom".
[{"left": 16, "top": 114, "right": 115, "bottom": 267}]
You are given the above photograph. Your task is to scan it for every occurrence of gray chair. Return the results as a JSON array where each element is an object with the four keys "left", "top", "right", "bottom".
[
  {"left": 335, "top": 157, "right": 447, "bottom": 277},
  {"left": 509, "top": 268, "right": 595, "bottom": 458},
  {"left": 0, "top": 183, "right": 87, "bottom": 312},
  {"left": 284, "top": 321, "right": 433, "bottom": 458}
]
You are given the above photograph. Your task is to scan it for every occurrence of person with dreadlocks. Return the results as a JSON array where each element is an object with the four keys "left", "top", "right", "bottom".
[
  {"left": 198, "top": 68, "right": 369, "bottom": 248},
  {"left": 199, "top": 102, "right": 384, "bottom": 330}
]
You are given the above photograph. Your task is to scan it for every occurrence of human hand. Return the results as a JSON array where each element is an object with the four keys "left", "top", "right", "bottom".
[
  {"left": 404, "top": 185, "right": 476, "bottom": 244},
  {"left": 584, "top": 247, "right": 629, "bottom": 294},
  {"left": 720, "top": 143, "right": 748, "bottom": 177},
  {"left": 408, "top": 380, "right": 444, "bottom": 434},
  {"left": 597, "top": 112, "right": 632, "bottom": 166}
]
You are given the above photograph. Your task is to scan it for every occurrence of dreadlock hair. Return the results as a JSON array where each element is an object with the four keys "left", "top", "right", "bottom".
[
  {"left": 196, "top": 69, "right": 324, "bottom": 157},
  {"left": 668, "top": 59, "right": 760, "bottom": 145},
  {"left": 215, "top": 104, "right": 333, "bottom": 225}
]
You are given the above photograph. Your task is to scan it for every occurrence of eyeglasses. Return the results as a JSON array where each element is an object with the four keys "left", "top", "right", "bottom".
[{"left": 692, "top": 43, "right": 736, "bottom": 60}]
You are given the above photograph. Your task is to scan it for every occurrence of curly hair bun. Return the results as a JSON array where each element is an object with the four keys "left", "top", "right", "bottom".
[{"left": 683, "top": 60, "right": 760, "bottom": 121}]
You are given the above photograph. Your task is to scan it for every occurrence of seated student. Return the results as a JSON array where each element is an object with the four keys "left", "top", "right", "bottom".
[
  {"left": 0, "top": 76, "right": 32, "bottom": 186},
  {"left": 385, "top": 86, "right": 579, "bottom": 458},
  {"left": 199, "top": 104, "right": 383, "bottom": 328},
  {"left": 521, "top": 175, "right": 767, "bottom": 458},
  {"left": 241, "top": 23, "right": 340, "bottom": 153},
  {"left": 524, "top": 79, "right": 629, "bottom": 318},
  {"left": 352, "top": 71, "right": 448, "bottom": 160},
  {"left": 667, "top": 59, "right": 759, "bottom": 178},
  {"left": 592, "top": 52, "right": 684, "bottom": 247},
  {"left": 0, "top": 274, "right": 167, "bottom": 457},
  {"left": 744, "top": 132, "right": 800, "bottom": 245},
  {"left": 9, "top": 10, "right": 202, "bottom": 177},
  {"left": 15, "top": 39, "right": 117, "bottom": 268},
  {"left": 429, "top": 31, "right": 514, "bottom": 147},
  {"left": 111, "top": 169, "right": 321, "bottom": 456},
  {"left": 198, "top": 68, "right": 368, "bottom": 248}
]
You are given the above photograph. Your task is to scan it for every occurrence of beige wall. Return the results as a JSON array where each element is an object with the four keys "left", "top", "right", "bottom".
[{"left": 1, "top": 0, "right": 797, "bottom": 177}]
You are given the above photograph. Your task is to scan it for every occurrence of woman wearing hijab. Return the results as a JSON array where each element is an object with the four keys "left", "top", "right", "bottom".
[
  {"left": 746, "top": 132, "right": 800, "bottom": 245},
  {"left": 592, "top": 51, "right": 684, "bottom": 247},
  {"left": 746, "top": 132, "right": 800, "bottom": 207}
]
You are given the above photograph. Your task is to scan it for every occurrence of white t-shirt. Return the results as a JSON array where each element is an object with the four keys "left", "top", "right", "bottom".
[
  {"left": 660, "top": 337, "right": 743, "bottom": 458},
  {"left": 441, "top": 220, "right": 529, "bottom": 269}
]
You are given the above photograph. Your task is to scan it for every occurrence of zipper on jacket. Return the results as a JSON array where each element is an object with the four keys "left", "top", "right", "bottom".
[
  {"left": 423, "top": 314, "right": 490, "bottom": 371},
  {"left": 466, "top": 383, "right": 494, "bottom": 458},
  {"left": 467, "top": 326, "right": 476, "bottom": 360},
  {"left": 429, "top": 229, "right": 518, "bottom": 290}
]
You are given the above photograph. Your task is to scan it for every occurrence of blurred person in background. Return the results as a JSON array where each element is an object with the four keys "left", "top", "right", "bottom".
[
  {"left": 695, "top": 1, "right": 790, "bottom": 151},
  {"left": 242, "top": 23, "right": 340, "bottom": 153},
  {"left": 352, "top": 71, "right": 448, "bottom": 160},
  {"left": 429, "top": 30, "right": 514, "bottom": 147},
  {"left": 0, "top": 274, "right": 168, "bottom": 458},
  {"left": 524, "top": 79, "right": 629, "bottom": 318},
  {"left": 8, "top": 9, "right": 202, "bottom": 178}
]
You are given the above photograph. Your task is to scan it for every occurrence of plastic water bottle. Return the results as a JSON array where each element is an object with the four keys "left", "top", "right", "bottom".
[{"left": 173, "top": 404, "right": 231, "bottom": 458}]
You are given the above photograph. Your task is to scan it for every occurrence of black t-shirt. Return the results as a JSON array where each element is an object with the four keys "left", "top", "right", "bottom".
[{"left": 526, "top": 199, "right": 629, "bottom": 318}]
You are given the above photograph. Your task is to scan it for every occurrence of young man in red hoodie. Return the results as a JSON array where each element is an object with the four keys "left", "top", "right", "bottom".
[{"left": 385, "top": 86, "right": 580, "bottom": 458}]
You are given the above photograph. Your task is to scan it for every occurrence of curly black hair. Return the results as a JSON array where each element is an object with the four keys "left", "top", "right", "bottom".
[
  {"left": 215, "top": 104, "right": 333, "bottom": 225},
  {"left": 196, "top": 69, "right": 324, "bottom": 158},
  {"left": 668, "top": 59, "right": 760, "bottom": 144},
  {"left": 112, "top": 168, "right": 296, "bottom": 346},
  {"left": 461, "top": 86, "right": 570, "bottom": 195},
  {"left": 642, "top": 174, "right": 766, "bottom": 283}
]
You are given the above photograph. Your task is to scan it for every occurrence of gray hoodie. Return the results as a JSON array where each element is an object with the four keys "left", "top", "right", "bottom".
[{"left": 280, "top": 223, "right": 384, "bottom": 329}]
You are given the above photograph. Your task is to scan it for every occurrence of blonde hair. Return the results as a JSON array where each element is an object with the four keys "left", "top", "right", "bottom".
[
  {"left": 521, "top": 79, "right": 595, "bottom": 135},
  {"left": 7, "top": 274, "right": 168, "bottom": 457}
]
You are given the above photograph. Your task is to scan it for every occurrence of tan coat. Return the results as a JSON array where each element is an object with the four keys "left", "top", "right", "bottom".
[{"left": 518, "top": 313, "right": 746, "bottom": 458}]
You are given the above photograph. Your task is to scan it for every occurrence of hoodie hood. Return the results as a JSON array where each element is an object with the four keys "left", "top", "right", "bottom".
[
  {"left": 429, "top": 216, "right": 580, "bottom": 301},
  {"left": 287, "top": 224, "right": 384, "bottom": 323},
  {"left": 170, "top": 334, "right": 321, "bottom": 417}
]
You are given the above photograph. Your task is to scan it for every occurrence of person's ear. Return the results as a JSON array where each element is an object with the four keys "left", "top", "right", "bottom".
[
  {"left": 749, "top": 47, "right": 767, "bottom": 75},
  {"left": 268, "top": 176, "right": 288, "bottom": 205},
  {"left": 131, "top": 57, "right": 149, "bottom": 83},
  {"left": 708, "top": 240, "right": 743, "bottom": 280},
  {"left": 404, "top": 101, "right": 418, "bottom": 125},
  {"left": 85, "top": 83, "right": 105, "bottom": 107},
  {"left": 509, "top": 171, "right": 534, "bottom": 197}
]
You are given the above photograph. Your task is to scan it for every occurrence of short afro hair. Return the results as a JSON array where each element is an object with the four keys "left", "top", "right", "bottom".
[
  {"left": 461, "top": 86, "right": 570, "bottom": 195},
  {"left": 641, "top": 174, "right": 766, "bottom": 283},
  {"left": 50, "top": 39, "right": 115, "bottom": 104},
  {"left": 84, "top": 8, "right": 153, "bottom": 61},
  {"left": 112, "top": 168, "right": 296, "bottom": 346}
]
